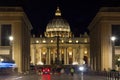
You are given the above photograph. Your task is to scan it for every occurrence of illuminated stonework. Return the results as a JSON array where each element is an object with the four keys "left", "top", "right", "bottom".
[
  {"left": 31, "top": 7, "right": 90, "bottom": 66},
  {"left": 45, "top": 7, "right": 72, "bottom": 37}
]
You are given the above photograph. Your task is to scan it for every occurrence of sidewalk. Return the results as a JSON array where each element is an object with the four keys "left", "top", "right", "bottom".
[
  {"left": 71, "top": 73, "right": 106, "bottom": 80},
  {"left": 83, "top": 75, "right": 106, "bottom": 80}
]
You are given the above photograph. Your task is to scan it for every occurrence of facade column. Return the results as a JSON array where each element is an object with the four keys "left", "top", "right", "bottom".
[
  {"left": 53, "top": 48, "right": 55, "bottom": 63},
  {"left": 66, "top": 48, "right": 69, "bottom": 65},
  {"left": 64, "top": 47, "right": 66, "bottom": 65},
  {"left": 90, "top": 57, "right": 93, "bottom": 70},
  {"left": 48, "top": 47, "right": 51, "bottom": 65},
  {"left": 87, "top": 47, "right": 90, "bottom": 67},
  {"left": 46, "top": 48, "right": 49, "bottom": 65},
  {"left": 35, "top": 48, "right": 39, "bottom": 64},
  {"left": 78, "top": 46, "right": 80, "bottom": 64},
  {"left": 39, "top": 48, "right": 42, "bottom": 64},
  {"left": 73, "top": 48, "right": 76, "bottom": 62},
  {"left": 60, "top": 48, "right": 62, "bottom": 62},
  {"left": 34, "top": 46, "right": 37, "bottom": 65},
  {"left": 94, "top": 56, "right": 96, "bottom": 70},
  {"left": 33, "top": 47, "right": 35, "bottom": 65},
  {"left": 30, "top": 46, "right": 34, "bottom": 65},
  {"left": 0, "top": 26, "right": 1, "bottom": 45},
  {"left": 80, "top": 47, "right": 84, "bottom": 64},
  {"left": 45, "top": 53, "right": 47, "bottom": 65}
]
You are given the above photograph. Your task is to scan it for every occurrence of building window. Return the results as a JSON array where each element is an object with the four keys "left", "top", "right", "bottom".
[
  {"left": 112, "top": 25, "right": 120, "bottom": 46},
  {"left": 1, "top": 24, "right": 11, "bottom": 46}
]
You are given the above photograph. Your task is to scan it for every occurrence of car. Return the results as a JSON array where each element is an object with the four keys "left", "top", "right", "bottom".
[{"left": 42, "top": 67, "right": 51, "bottom": 75}]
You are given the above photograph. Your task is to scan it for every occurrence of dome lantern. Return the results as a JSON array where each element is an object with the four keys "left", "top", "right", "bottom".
[{"left": 55, "top": 7, "right": 61, "bottom": 16}]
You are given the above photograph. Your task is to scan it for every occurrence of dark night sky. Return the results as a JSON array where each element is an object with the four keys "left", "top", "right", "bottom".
[{"left": 0, "top": 0, "right": 120, "bottom": 37}]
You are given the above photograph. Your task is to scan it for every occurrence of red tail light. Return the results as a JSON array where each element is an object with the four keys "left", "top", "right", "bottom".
[
  {"left": 47, "top": 69, "right": 50, "bottom": 72},
  {"left": 43, "top": 69, "right": 45, "bottom": 72}
]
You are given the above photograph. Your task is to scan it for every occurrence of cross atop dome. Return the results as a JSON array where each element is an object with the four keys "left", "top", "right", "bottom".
[{"left": 55, "top": 7, "right": 61, "bottom": 16}]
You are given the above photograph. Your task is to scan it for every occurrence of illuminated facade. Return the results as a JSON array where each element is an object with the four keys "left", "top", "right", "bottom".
[{"left": 30, "top": 7, "right": 90, "bottom": 66}]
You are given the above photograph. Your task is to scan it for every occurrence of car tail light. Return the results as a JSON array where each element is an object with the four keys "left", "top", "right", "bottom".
[
  {"left": 43, "top": 69, "right": 45, "bottom": 72},
  {"left": 47, "top": 69, "right": 50, "bottom": 72}
]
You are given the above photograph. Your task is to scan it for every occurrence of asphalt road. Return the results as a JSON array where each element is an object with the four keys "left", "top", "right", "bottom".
[{"left": 0, "top": 73, "right": 107, "bottom": 80}]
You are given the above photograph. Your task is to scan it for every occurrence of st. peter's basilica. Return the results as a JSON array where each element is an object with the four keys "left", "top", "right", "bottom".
[{"left": 30, "top": 7, "right": 90, "bottom": 66}]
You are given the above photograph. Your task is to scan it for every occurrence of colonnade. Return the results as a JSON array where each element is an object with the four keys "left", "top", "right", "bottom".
[{"left": 30, "top": 45, "right": 89, "bottom": 66}]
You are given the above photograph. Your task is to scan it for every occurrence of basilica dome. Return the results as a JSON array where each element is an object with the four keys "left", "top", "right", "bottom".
[
  {"left": 46, "top": 17, "right": 70, "bottom": 32},
  {"left": 45, "top": 7, "right": 72, "bottom": 37}
]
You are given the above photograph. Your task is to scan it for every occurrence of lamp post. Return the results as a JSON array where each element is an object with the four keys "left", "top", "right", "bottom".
[
  {"left": 79, "top": 66, "right": 84, "bottom": 80},
  {"left": 117, "top": 57, "right": 120, "bottom": 67},
  {"left": 9, "top": 36, "right": 13, "bottom": 60},
  {"left": 111, "top": 36, "right": 116, "bottom": 69}
]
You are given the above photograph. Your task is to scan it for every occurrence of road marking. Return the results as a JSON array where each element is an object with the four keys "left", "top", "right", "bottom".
[{"left": 14, "top": 76, "right": 23, "bottom": 79}]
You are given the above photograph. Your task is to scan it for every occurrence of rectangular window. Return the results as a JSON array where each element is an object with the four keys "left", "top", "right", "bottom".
[
  {"left": 1, "top": 24, "right": 11, "bottom": 46},
  {"left": 112, "top": 25, "right": 120, "bottom": 46}
]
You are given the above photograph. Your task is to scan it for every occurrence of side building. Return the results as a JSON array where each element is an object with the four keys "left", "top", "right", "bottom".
[
  {"left": 0, "top": 7, "right": 32, "bottom": 73},
  {"left": 88, "top": 7, "right": 120, "bottom": 71},
  {"left": 30, "top": 7, "right": 90, "bottom": 67}
]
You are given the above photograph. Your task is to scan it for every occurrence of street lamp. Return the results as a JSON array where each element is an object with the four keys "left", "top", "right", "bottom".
[
  {"left": 79, "top": 66, "right": 84, "bottom": 80},
  {"left": 9, "top": 36, "right": 13, "bottom": 60},
  {"left": 0, "top": 58, "right": 4, "bottom": 62},
  {"left": 111, "top": 36, "right": 116, "bottom": 69},
  {"left": 117, "top": 57, "right": 120, "bottom": 67}
]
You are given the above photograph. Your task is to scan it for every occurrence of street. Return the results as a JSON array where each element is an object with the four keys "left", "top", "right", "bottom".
[
  {"left": 0, "top": 74, "right": 39, "bottom": 80},
  {"left": 0, "top": 73, "right": 107, "bottom": 80}
]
